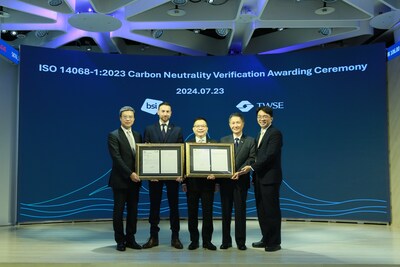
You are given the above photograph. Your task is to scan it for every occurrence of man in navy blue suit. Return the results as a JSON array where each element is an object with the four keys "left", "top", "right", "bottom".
[
  {"left": 108, "top": 106, "right": 142, "bottom": 251},
  {"left": 182, "top": 117, "right": 217, "bottom": 251},
  {"left": 142, "top": 102, "right": 184, "bottom": 249},
  {"left": 219, "top": 112, "right": 256, "bottom": 251},
  {"left": 234, "top": 106, "right": 283, "bottom": 252}
]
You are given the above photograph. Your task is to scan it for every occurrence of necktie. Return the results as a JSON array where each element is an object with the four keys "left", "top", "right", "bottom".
[
  {"left": 257, "top": 130, "right": 265, "bottom": 148},
  {"left": 234, "top": 138, "right": 239, "bottom": 148},
  {"left": 127, "top": 130, "right": 135, "bottom": 152},
  {"left": 161, "top": 124, "right": 167, "bottom": 139}
]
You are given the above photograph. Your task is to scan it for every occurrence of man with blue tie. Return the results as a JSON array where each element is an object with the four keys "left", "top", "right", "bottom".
[
  {"left": 219, "top": 112, "right": 256, "bottom": 251},
  {"left": 108, "top": 106, "right": 142, "bottom": 251},
  {"left": 142, "top": 102, "right": 184, "bottom": 249},
  {"left": 234, "top": 106, "right": 283, "bottom": 252}
]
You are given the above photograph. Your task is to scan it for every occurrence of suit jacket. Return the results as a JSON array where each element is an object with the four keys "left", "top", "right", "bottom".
[
  {"left": 184, "top": 137, "right": 217, "bottom": 192},
  {"left": 108, "top": 127, "right": 142, "bottom": 189},
  {"left": 144, "top": 122, "right": 183, "bottom": 143},
  {"left": 252, "top": 125, "right": 283, "bottom": 185},
  {"left": 220, "top": 134, "right": 256, "bottom": 189}
]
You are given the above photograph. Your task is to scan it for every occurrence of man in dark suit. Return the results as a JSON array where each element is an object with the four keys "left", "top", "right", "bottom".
[
  {"left": 108, "top": 106, "right": 142, "bottom": 251},
  {"left": 219, "top": 112, "right": 256, "bottom": 251},
  {"left": 234, "top": 106, "right": 283, "bottom": 252},
  {"left": 182, "top": 117, "right": 217, "bottom": 251},
  {"left": 142, "top": 102, "right": 184, "bottom": 249}
]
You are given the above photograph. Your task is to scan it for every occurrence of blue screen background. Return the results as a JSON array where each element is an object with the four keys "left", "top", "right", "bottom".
[{"left": 17, "top": 44, "right": 390, "bottom": 223}]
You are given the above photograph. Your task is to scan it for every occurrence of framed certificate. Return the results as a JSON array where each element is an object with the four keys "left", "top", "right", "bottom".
[
  {"left": 185, "top": 143, "right": 235, "bottom": 178},
  {"left": 136, "top": 143, "right": 184, "bottom": 179}
]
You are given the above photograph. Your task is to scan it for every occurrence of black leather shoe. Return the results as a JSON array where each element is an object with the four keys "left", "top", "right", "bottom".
[
  {"left": 126, "top": 240, "right": 142, "bottom": 250},
  {"left": 252, "top": 240, "right": 266, "bottom": 248},
  {"left": 142, "top": 237, "right": 159, "bottom": 249},
  {"left": 203, "top": 241, "right": 217, "bottom": 250},
  {"left": 237, "top": 244, "right": 247, "bottom": 251},
  {"left": 116, "top": 242, "right": 126, "bottom": 251},
  {"left": 171, "top": 238, "right": 183, "bottom": 249},
  {"left": 219, "top": 243, "right": 232, "bottom": 249},
  {"left": 265, "top": 245, "right": 281, "bottom": 252},
  {"left": 188, "top": 241, "right": 199, "bottom": 250}
]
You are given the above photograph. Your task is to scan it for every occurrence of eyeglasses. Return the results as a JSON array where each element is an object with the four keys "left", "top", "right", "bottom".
[
  {"left": 257, "top": 115, "right": 271, "bottom": 119},
  {"left": 122, "top": 115, "right": 134, "bottom": 120},
  {"left": 193, "top": 125, "right": 207, "bottom": 128}
]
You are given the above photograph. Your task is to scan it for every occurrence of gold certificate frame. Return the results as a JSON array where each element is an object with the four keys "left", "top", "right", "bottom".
[
  {"left": 185, "top": 143, "right": 235, "bottom": 178},
  {"left": 136, "top": 143, "right": 184, "bottom": 180}
]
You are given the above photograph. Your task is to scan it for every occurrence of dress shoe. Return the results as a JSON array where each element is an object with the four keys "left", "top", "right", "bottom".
[
  {"left": 219, "top": 243, "right": 232, "bottom": 249},
  {"left": 265, "top": 245, "right": 281, "bottom": 252},
  {"left": 116, "top": 242, "right": 126, "bottom": 251},
  {"left": 252, "top": 240, "right": 266, "bottom": 248},
  {"left": 237, "top": 244, "right": 247, "bottom": 251},
  {"left": 188, "top": 241, "right": 199, "bottom": 250},
  {"left": 203, "top": 241, "right": 217, "bottom": 250},
  {"left": 126, "top": 240, "right": 142, "bottom": 250},
  {"left": 171, "top": 238, "right": 183, "bottom": 249},
  {"left": 142, "top": 237, "right": 159, "bottom": 249}
]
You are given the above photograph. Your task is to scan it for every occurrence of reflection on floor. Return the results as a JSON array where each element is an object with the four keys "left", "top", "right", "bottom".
[{"left": 1, "top": 219, "right": 400, "bottom": 267}]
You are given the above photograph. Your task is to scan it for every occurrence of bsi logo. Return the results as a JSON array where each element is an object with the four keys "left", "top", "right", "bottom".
[{"left": 141, "top": 98, "right": 163, "bottom": 115}]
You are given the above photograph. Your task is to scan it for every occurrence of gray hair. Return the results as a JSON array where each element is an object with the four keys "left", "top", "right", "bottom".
[{"left": 119, "top": 106, "right": 135, "bottom": 116}]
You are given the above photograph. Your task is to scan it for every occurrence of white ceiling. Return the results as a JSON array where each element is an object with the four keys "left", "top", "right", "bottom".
[{"left": 0, "top": 0, "right": 399, "bottom": 56}]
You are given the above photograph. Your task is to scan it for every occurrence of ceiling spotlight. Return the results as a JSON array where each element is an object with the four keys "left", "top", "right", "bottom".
[
  {"left": 1, "top": 30, "right": 7, "bottom": 33},
  {"left": 171, "top": 0, "right": 188, "bottom": 5},
  {"left": 208, "top": 0, "right": 214, "bottom": 3},
  {"left": 48, "top": 0, "right": 63, "bottom": 7},
  {"left": 35, "top": 30, "right": 49, "bottom": 38},
  {"left": 215, "top": 28, "right": 229, "bottom": 37},
  {"left": 17, "top": 33, "right": 26, "bottom": 39},
  {"left": 10, "top": 30, "right": 17, "bottom": 36},
  {"left": 319, "top": 27, "right": 332, "bottom": 36},
  {"left": 151, "top": 30, "right": 164, "bottom": 39},
  {"left": 193, "top": 29, "right": 201, "bottom": 34}
]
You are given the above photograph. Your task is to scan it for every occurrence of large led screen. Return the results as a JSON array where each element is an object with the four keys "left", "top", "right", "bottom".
[{"left": 17, "top": 44, "right": 390, "bottom": 223}]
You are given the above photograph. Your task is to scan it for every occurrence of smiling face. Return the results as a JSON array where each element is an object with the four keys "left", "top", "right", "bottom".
[
  {"left": 120, "top": 110, "right": 135, "bottom": 129},
  {"left": 193, "top": 119, "right": 208, "bottom": 139},
  {"left": 257, "top": 109, "right": 272, "bottom": 129},
  {"left": 229, "top": 115, "right": 244, "bottom": 136}
]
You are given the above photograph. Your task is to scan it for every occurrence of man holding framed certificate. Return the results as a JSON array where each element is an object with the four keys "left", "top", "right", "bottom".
[
  {"left": 182, "top": 117, "right": 218, "bottom": 251},
  {"left": 142, "top": 102, "right": 184, "bottom": 250}
]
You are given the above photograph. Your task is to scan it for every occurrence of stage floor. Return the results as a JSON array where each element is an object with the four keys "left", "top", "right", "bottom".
[{"left": 1, "top": 219, "right": 400, "bottom": 267}]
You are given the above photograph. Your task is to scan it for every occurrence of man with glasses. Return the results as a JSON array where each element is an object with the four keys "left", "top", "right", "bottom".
[
  {"left": 182, "top": 117, "right": 218, "bottom": 251},
  {"left": 233, "top": 106, "right": 283, "bottom": 252},
  {"left": 108, "top": 106, "right": 142, "bottom": 251}
]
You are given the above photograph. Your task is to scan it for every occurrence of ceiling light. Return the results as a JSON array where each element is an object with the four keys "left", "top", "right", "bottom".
[
  {"left": 48, "top": 0, "right": 63, "bottom": 7},
  {"left": 193, "top": 29, "right": 201, "bottom": 34},
  {"left": 215, "top": 28, "right": 229, "bottom": 37},
  {"left": 167, "top": 8, "right": 186, "bottom": 16},
  {"left": 171, "top": 0, "right": 188, "bottom": 5},
  {"left": 319, "top": 27, "right": 332, "bottom": 36},
  {"left": 35, "top": 30, "right": 49, "bottom": 38},
  {"left": 17, "top": 33, "right": 26, "bottom": 39},
  {"left": 151, "top": 30, "right": 164, "bottom": 39},
  {"left": 10, "top": 31, "right": 17, "bottom": 36},
  {"left": 1, "top": 30, "right": 7, "bottom": 33},
  {"left": 315, "top": 6, "right": 335, "bottom": 15}
]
